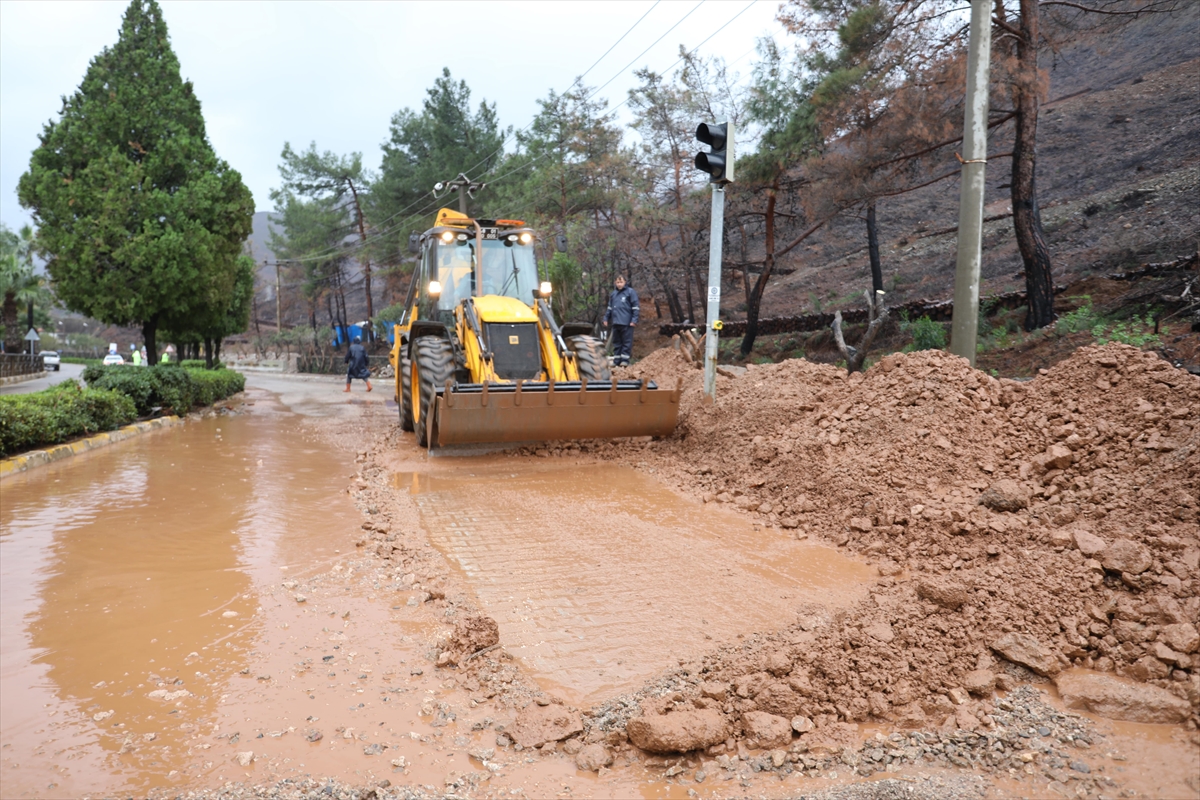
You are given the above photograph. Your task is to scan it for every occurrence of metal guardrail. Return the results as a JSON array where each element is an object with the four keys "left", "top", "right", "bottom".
[{"left": 0, "top": 354, "right": 44, "bottom": 379}]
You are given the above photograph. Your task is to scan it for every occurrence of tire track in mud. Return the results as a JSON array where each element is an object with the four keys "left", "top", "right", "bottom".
[{"left": 395, "top": 461, "right": 877, "bottom": 706}]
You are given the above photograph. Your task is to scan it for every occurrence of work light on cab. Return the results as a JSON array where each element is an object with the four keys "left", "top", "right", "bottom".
[{"left": 539, "top": 281, "right": 553, "bottom": 296}]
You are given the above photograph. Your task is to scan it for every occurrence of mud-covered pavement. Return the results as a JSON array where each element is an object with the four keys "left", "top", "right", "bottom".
[{"left": 1, "top": 349, "right": 1197, "bottom": 800}]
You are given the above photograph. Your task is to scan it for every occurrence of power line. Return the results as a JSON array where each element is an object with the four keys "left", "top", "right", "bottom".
[
  {"left": 481, "top": 0, "right": 759, "bottom": 198},
  {"left": 455, "top": 0, "right": 666, "bottom": 184},
  {"left": 586, "top": 0, "right": 705, "bottom": 100}
]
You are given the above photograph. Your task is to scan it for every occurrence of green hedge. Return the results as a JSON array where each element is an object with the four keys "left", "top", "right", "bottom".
[
  {"left": 180, "top": 359, "right": 226, "bottom": 370},
  {"left": 0, "top": 382, "right": 137, "bottom": 456},
  {"left": 82, "top": 364, "right": 245, "bottom": 416}
]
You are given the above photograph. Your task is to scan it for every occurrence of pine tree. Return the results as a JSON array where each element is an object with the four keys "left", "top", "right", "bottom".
[{"left": 17, "top": 0, "right": 253, "bottom": 363}]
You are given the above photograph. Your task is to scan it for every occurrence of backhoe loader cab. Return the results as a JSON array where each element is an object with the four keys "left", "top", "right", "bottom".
[{"left": 391, "top": 208, "right": 680, "bottom": 448}]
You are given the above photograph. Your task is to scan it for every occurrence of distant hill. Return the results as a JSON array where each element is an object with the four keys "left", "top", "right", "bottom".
[{"left": 246, "top": 210, "right": 281, "bottom": 285}]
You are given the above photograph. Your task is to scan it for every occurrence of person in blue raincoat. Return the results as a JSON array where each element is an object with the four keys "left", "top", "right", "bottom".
[
  {"left": 602, "top": 275, "right": 639, "bottom": 367},
  {"left": 344, "top": 335, "right": 372, "bottom": 392}
]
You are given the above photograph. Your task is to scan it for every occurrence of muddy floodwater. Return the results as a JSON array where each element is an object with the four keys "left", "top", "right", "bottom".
[
  {"left": 3, "top": 372, "right": 1195, "bottom": 800},
  {"left": 396, "top": 462, "right": 876, "bottom": 706},
  {"left": 0, "top": 384, "right": 878, "bottom": 799}
]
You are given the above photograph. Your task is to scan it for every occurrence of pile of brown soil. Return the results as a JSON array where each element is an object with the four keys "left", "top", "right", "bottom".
[{"left": 582, "top": 344, "right": 1198, "bottom": 748}]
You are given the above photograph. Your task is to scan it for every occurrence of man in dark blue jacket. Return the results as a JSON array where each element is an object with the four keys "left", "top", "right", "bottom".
[
  {"left": 344, "top": 335, "right": 372, "bottom": 393},
  {"left": 603, "top": 275, "right": 639, "bottom": 367}
]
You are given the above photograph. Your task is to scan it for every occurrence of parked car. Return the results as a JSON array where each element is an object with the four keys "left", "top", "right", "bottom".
[
  {"left": 41, "top": 350, "right": 61, "bottom": 371},
  {"left": 102, "top": 353, "right": 125, "bottom": 366}
]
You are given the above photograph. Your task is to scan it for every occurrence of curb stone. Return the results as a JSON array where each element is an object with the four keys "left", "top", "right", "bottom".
[
  {"left": 0, "top": 371, "right": 48, "bottom": 387},
  {"left": 0, "top": 416, "right": 182, "bottom": 479}
]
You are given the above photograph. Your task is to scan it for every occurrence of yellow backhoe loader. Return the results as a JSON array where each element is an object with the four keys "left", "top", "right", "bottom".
[{"left": 390, "top": 208, "right": 680, "bottom": 448}]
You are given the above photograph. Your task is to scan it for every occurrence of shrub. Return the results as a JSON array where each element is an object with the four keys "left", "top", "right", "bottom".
[
  {"left": 186, "top": 367, "right": 245, "bottom": 407},
  {"left": 180, "top": 359, "right": 225, "bottom": 370},
  {"left": 901, "top": 315, "right": 947, "bottom": 351},
  {"left": 0, "top": 382, "right": 137, "bottom": 456},
  {"left": 1092, "top": 315, "right": 1161, "bottom": 348},
  {"left": 1056, "top": 298, "right": 1100, "bottom": 334},
  {"left": 83, "top": 364, "right": 244, "bottom": 416}
]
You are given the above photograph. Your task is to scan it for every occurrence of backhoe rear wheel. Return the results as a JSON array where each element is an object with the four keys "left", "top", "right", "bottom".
[
  {"left": 398, "top": 349, "right": 414, "bottom": 432},
  {"left": 411, "top": 336, "right": 454, "bottom": 447},
  {"left": 566, "top": 334, "right": 612, "bottom": 382}
]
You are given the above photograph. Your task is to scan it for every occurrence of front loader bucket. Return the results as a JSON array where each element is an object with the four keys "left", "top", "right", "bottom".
[{"left": 428, "top": 379, "right": 681, "bottom": 447}]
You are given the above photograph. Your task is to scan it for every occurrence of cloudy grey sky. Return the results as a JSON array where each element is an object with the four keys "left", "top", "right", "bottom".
[{"left": 0, "top": 0, "right": 787, "bottom": 232}]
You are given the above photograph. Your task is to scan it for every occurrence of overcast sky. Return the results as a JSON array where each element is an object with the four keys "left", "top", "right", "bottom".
[{"left": 0, "top": 0, "right": 788, "bottom": 232}]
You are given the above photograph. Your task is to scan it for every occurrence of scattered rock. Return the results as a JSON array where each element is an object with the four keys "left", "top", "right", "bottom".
[
  {"left": 1055, "top": 671, "right": 1191, "bottom": 723},
  {"left": 449, "top": 615, "right": 500, "bottom": 655},
  {"left": 978, "top": 480, "right": 1029, "bottom": 512},
  {"left": 699, "top": 681, "right": 727, "bottom": 701},
  {"left": 1072, "top": 529, "right": 1107, "bottom": 557},
  {"left": 575, "top": 743, "right": 613, "bottom": 771},
  {"left": 626, "top": 709, "right": 729, "bottom": 754},
  {"left": 864, "top": 621, "right": 895, "bottom": 643},
  {"left": 763, "top": 650, "right": 792, "bottom": 676},
  {"left": 469, "top": 746, "right": 496, "bottom": 762},
  {"left": 740, "top": 711, "right": 792, "bottom": 749},
  {"left": 991, "top": 632, "right": 1062, "bottom": 676},
  {"left": 235, "top": 751, "right": 254, "bottom": 767},
  {"left": 1033, "top": 444, "right": 1073, "bottom": 473},
  {"left": 1101, "top": 539, "right": 1152, "bottom": 575},
  {"left": 790, "top": 715, "right": 814, "bottom": 734},
  {"left": 916, "top": 578, "right": 971, "bottom": 610},
  {"left": 962, "top": 669, "right": 996, "bottom": 696},
  {"left": 1161, "top": 622, "right": 1199, "bottom": 654},
  {"left": 508, "top": 703, "right": 582, "bottom": 748}
]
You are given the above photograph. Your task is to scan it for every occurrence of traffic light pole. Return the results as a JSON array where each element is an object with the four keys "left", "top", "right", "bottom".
[{"left": 703, "top": 185, "right": 725, "bottom": 400}]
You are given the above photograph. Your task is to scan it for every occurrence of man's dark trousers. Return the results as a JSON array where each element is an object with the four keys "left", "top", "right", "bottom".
[{"left": 611, "top": 324, "right": 633, "bottom": 366}]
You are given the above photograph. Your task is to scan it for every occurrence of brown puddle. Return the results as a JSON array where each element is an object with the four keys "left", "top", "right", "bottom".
[
  {"left": 394, "top": 461, "right": 877, "bottom": 706},
  {"left": 0, "top": 391, "right": 470, "bottom": 797}
]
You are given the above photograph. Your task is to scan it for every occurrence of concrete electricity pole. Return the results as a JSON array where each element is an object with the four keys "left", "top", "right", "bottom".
[
  {"left": 274, "top": 260, "right": 282, "bottom": 332},
  {"left": 950, "top": 0, "right": 993, "bottom": 366}
]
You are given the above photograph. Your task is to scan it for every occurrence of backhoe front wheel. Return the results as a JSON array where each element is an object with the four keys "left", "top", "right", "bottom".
[
  {"left": 411, "top": 336, "right": 454, "bottom": 447},
  {"left": 398, "top": 349, "right": 414, "bottom": 432},
  {"left": 566, "top": 334, "right": 612, "bottom": 382}
]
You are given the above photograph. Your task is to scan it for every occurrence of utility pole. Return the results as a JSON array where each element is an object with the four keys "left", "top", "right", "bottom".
[
  {"left": 950, "top": 0, "right": 993, "bottom": 366},
  {"left": 432, "top": 173, "right": 486, "bottom": 216},
  {"left": 694, "top": 122, "right": 735, "bottom": 401},
  {"left": 274, "top": 259, "right": 282, "bottom": 333}
]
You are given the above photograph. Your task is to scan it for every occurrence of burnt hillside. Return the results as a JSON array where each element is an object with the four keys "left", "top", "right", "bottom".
[{"left": 735, "top": 5, "right": 1200, "bottom": 323}]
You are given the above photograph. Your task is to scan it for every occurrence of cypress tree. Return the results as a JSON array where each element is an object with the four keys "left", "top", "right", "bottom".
[{"left": 18, "top": 0, "right": 253, "bottom": 363}]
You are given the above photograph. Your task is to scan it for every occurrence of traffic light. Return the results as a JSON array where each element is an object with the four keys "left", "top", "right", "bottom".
[{"left": 695, "top": 121, "right": 734, "bottom": 184}]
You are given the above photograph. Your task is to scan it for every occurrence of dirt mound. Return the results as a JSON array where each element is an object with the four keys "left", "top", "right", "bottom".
[{"left": 591, "top": 344, "right": 1198, "bottom": 752}]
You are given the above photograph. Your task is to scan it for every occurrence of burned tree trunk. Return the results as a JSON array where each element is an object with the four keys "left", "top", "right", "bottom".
[
  {"left": 741, "top": 187, "right": 777, "bottom": 356},
  {"left": 1011, "top": 0, "right": 1056, "bottom": 330},
  {"left": 832, "top": 289, "right": 889, "bottom": 373},
  {"left": 867, "top": 200, "right": 884, "bottom": 294}
]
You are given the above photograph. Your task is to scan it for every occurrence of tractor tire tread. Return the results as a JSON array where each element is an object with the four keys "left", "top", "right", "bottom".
[
  {"left": 399, "top": 350, "right": 414, "bottom": 431},
  {"left": 566, "top": 334, "right": 612, "bottom": 382},
  {"left": 413, "top": 336, "right": 454, "bottom": 447}
]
